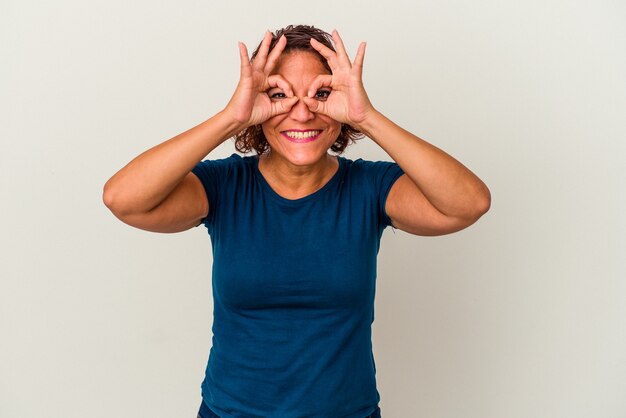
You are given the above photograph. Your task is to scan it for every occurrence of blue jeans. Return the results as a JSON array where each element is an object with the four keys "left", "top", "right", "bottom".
[{"left": 197, "top": 401, "right": 382, "bottom": 418}]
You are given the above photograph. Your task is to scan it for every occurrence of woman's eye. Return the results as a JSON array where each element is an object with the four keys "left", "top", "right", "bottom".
[
  {"left": 315, "top": 90, "right": 331, "bottom": 100},
  {"left": 270, "top": 92, "right": 286, "bottom": 99}
]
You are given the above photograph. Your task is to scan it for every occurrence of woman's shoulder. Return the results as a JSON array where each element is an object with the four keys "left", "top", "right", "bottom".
[
  {"left": 192, "top": 153, "right": 258, "bottom": 187},
  {"left": 197, "top": 153, "right": 245, "bottom": 165},
  {"left": 195, "top": 153, "right": 258, "bottom": 172},
  {"left": 337, "top": 156, "right": 404, "bottom": 192},
  {"left": 339, "top": 156, "right": 401, "bottom": 174}
]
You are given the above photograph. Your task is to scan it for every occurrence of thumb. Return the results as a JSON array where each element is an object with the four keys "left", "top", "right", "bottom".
[
  {"left": 302, "top": 96, "right": 327, "bottom": 115},
  {"left": 272, "top": 96, "right": 299, "bottom": 116}
]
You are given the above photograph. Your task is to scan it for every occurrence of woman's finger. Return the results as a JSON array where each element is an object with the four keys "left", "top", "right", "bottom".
[
  {"left": 353, "top": 42, "right": 366, "bottom": 72},
  {"left": 309, "top": 38, "right": 339, "bottom": 71},
  {"left": 306, "top": 74, "right": 333, "bottom": 98},
  {"left": 264, "top": 35, "right": 286, "bottom": 75},
  {"left": 302, "top": 96, "right": 327, "bottom": 115},
  {"left": 267, "top": 74, "right": 294, "bottom": 97},
  {"left": 238, "top": 42, "right": 252, "bottom": 76},
  {"left": 272, "top": 96, "right": 299, "bottom": 116},
  {"left": 252, "top": 31, "right": 273, "bottom": 70},
  {"left": 331, "top": 30, "right": 351, "bottom": 66}
]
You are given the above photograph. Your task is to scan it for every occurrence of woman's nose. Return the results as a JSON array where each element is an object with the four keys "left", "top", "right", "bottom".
[{"left": 288, "top": 96, "right": 315, "bottom": 122}]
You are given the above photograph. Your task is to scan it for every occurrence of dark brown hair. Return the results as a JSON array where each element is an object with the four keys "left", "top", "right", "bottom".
[{"left": 234, "top": 25, "right": 363, "bottom": 155}]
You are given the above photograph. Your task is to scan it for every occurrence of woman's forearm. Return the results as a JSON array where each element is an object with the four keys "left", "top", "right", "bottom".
[
  {"left": 359, "top": 110, "right": 491, "bottom": 220},
  {"left": 103, "top": 110, "right": 242, "bottom": 216}
]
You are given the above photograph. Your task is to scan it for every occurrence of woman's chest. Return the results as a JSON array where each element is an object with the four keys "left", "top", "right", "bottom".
[{"left": 210, "top": 202, "right": 381, "bottom": 311}]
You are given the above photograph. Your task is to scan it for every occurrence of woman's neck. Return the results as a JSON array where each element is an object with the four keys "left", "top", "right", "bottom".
[{"left": 258, "top": 153, "right": 338, "bottom": 200}]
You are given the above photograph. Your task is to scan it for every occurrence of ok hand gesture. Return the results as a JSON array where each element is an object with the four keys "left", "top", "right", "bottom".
[
  {"left": 224, "top": 32, "right": 299, "bottom": 128},
  {"left": 303, "top": 30, "right": 375, "bottom": 130}
]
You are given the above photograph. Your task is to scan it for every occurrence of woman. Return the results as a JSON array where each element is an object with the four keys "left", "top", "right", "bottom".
[{"left": 104, "top": 25, "right": 490, "bottom": 418}]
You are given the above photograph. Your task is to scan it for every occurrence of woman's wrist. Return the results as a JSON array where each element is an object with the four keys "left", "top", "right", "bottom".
[
  {"left": 214, "top": 108, "right": 250, "bottom": 139},
  {"left": 353, "top": 107, "right": 384, "bottom": 139}
]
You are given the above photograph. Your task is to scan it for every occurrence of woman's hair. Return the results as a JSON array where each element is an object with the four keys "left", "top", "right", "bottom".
[{"left": 234, "top": 25, "right": 363, "bottom": 155}]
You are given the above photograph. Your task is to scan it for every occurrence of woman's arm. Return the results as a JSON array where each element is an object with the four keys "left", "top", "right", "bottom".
[
  {"left": 102, "top": 112, "right": 241, "bottom": 232},
  {"left": 306, "top": 30, "right": 490, "bottom": 236},
  {"left": 360, "top": 112, "right": 491, "bottom": 236},
  {"left": 103, "top": 32, "right": 298, "bottom": 232}
]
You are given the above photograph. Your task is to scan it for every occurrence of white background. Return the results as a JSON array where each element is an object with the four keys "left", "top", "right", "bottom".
[{"left": 1, "top": 0, "right": 625, "bottom": 417}]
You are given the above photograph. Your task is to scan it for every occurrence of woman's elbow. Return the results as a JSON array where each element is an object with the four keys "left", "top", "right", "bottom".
[
  {"left": 102, "top": 179, "right": 131, "bottom": 218},
  {"left": 469, "top": 184, "right": 491, "bottom": 221}
]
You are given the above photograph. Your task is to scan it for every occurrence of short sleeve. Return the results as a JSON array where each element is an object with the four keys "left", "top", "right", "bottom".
[
  {"left": 191, "top": 153, "right": 241, "bottom": 226},
  {"left": 373, "top": 162, "right": 404, "bottom": 228},
  {"left": 352, "top": 159, "right": 404, "bottom": 229}
]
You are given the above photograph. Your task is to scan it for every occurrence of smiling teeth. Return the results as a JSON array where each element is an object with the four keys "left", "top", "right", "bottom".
[{"left": 284, "top": 130, "right": 321, "bottom": 139}]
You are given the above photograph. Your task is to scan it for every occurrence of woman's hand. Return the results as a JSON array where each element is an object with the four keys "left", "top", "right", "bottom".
[
  {"left": 303, "top": 30, "right": 376, "bottom": 130},
  {"left": 224, "top": 32, "right": 299, "bottom": 128}
]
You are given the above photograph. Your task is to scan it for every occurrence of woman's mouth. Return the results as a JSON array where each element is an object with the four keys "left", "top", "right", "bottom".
[{"left": 280, "top": 130, "right": 322, "bottom": 143}]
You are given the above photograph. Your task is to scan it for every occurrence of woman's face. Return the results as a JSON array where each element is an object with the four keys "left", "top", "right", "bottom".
[{"left": 262, "top": 51, "right": 341, "bottom": 168}]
